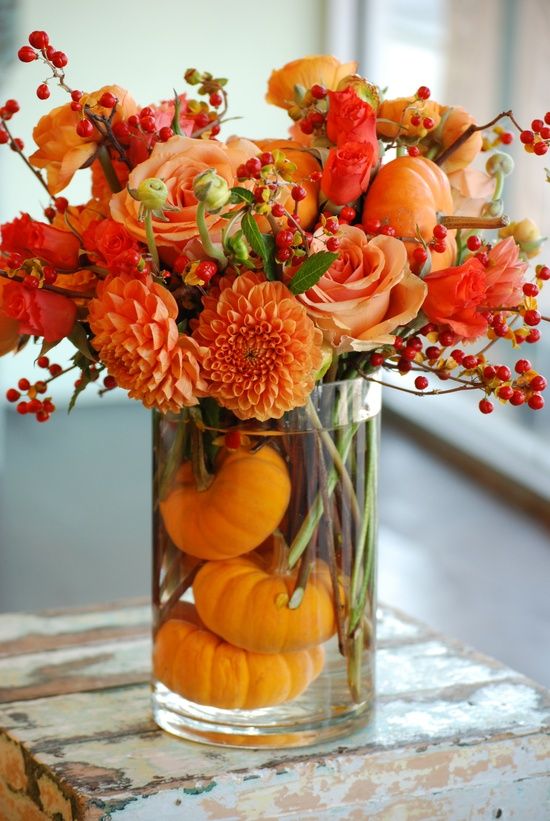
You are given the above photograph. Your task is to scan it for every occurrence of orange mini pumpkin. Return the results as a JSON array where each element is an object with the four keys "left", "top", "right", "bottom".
[
  {"left": 254, "top": 139, "right": 321, "bottom": 230},
  {"left": 362, "top": 156, "right": 456, "bottom": 271},
  {"left": 159, "top": 445, "right": 291, "bottom": 560},
  {"left": 154, "top": 612, "right": 325, "bottom": 710},
  {"left": 193, "top": 553, "right": 336, "bottom": 653}
]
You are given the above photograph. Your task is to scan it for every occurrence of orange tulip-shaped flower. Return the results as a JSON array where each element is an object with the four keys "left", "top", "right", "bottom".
[
  {"left": 29, "top": 85, "right": 137, "bottom": 195},
  {"left": 266, "top": 56, "right": 357, "bottom": 110},
  {"left": 192, "top": 272, "right": 323, "bottom": 421},
  {"left": 89, "top": 273, "right": 206, "bottom": 412}
]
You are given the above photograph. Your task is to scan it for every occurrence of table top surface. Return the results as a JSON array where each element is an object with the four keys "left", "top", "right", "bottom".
[{"left": 0, "top": 599, "right": 549, "bottom": 820}]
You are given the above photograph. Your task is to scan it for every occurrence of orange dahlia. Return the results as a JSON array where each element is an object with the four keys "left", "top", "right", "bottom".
[
  {"left": 192, "top": 272, "right": 323, "bottom": 421},
  {"left": 89, "top": 274, "right": 205, "bottom": 412}
]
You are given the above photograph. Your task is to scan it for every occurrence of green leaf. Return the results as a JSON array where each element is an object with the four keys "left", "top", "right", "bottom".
[
  {"left": 241, "top": 212, "right": 277, "bottom": 280},
  {"left": 229, "top": 187, "right": 254, "bottom": 204},
  {"left": 289, "top": 251, "right": 338, "bottom": 294},
  {"left": 37, "top": 338, "right": 61, "bottom": 359},
  {"left": 68, "top": 323, "right": 97, "bottom": 362},
  {"left": 171, "top": 90, "right": 183, "bottom": 136}
]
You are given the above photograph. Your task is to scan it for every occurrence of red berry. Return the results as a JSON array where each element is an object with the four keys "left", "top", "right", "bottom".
[
  {"left": 380, "top": 225, "right": 396, "bottom": 237},
  {"left": 28, "top": 398, "right": 41, "bottom": 413},
  {"left": 520, "top": 130, "right": 535, "bottom": 144},
  {"left": 6, "top": 388, "right": 20, "bottom": 402},
  {"left": 325, "top": 217, "right": 339, "bottom": 234},
  {"left": 194, "top": 112, "right": 210, "bottom": 129},
  {"left": 224, "top": 430, "right": 242, "bottom": 449},
  {"left": 523, "top": 282, "right": 539, "bottom": 297},
  {"left": 29, "top": 30, "right": 49, "bottom": 48},
  {"left": 499, "top": 132, "right": 513, "bottom": 145},
  {"left": 526, "top": 329, "right": 541, "bottom": 344},
  {"left": 407, "top": 146, "right": 420, "bottom": 157},
  {"left": 410, "top": 114, "right": 422, "bottom": 127},
  {"left": 432, "top": 240, "right": 447, "bottom": 254},
  {"left": 415, "top": 375, "right": 429, "bottom": 390},
  {"left": 259, "top": 151, "right": 274, "bottom": 166},
  {"left": 416, "top": 85, "right": 431, "bottom": 100},
  {"left": 99, "top": 91, "right": 117, "bottom": 108},
  {"left": 439, "top": 330, "right": 455, "bottom": 347},
  {"left": 51, "top": 51, "right": 68, "bottom": 68},
  {"left": 451, "top": 349, "right": 464, "bottom": 364},
  {"left": 408, "top": 336, "right": 423, "bottom": 351},
  {"left": 291, "top": 185, "right": 307, "bottom": 202},
  {"left": 515, "top": 358, "right": 531, "bottom": 374},
  {"left": 364, "top": 218, "right": 381, "bottom": 235},
  {"left": 524, "top": 309, "right": 541, "bottom": 326},
  {"left": 70, "top": 101, "right": 81, "bottom": 112},
  {"left": 44, "top": 45, "right": 55, "bottom": 59},
  {"left": 11, "top": 138, "right": 24, "bottom": 152},
  {"left": 196, "top": 260, "right": 218, "bottom": 283},
  {"left": 299, "top": 117, "right": 314, "bottom": 135},
  {"left": 466, "top": 234, "right": 482, "bottom": 251},
  {"left": 49, "top": 363, "right": 62, "bottom": 377},
  {"left": 412, "top": 246, "right": 428, "bottom": 264},
  {"left": 0, "top": 130, "right": 9, "bottom": 144},
  {"left": 475, "top": 251, "right": 489, "bottom": 267},
  {"left": 534, "top": 141, "right": 548, "bottom": 156},
  {"left": 127, "top": 114, "right": 139, "bottom": 129},
  {"left": 112, "top": 121, "right": 131, "bottom": 142},
  {"left": 54, "top": 196, "right": 68, "bottom": 213},
  {"left": 540, "top": 127, "right": 550, "bottom": 140},
  {"left": 497, "top": 385, "right": 514, "bottom": 401},
  {"left": 71, "top": 90, "right": 83, "bottom": 101},
  {"left": 271, "top": 203, "right": 285, "bottom": 218},
  {"left": 36, "top": 83, "right": 50, "bottom": 100},
  {"left": 311, "top": 84, "right": 327, "bottom": 99},
  {"left": 462, "top": 355, "right": 478, "bottom": 370},
  {"left": 510, "top": 390, "right": 525, "bottom": 406},
  {"left": 531, "top": 119, "right": 544, "bottom": 133},
  {"left": 496, "top": 365, "right": 511, "bottom": 381},
  {"left": 483, "top": 365, "right": 496, "bottom": 380},
  {"left": 76, "top": 120, "right": 94, "bottom": 138},
  {"left": 545, "top": 112, "right": 550, "bottom": 125},
  {"left": 326, "top": 237, "right": 340, "bottom": 252},
  {"left": 530, "top": 375, "right": 547, "bottom": 392},
  {"left": 433, "top": 224, "right": 448, "bottom": 240},
  {"left": 479, "top": 399, "right": 494, "bottom": 414},
  {"left": 537, "top": 265, "right": 550, "bottom": 281},
  {"left": 370, "top": 353, "right": 385, "bottom": 367},
  {"left": 36, "top": 410, "right": 50, "bottom": 422},
  {"left": 209, "top": 92, "right": 223, "bottom": 107},
  {"left": 245, "top": 157, "right": 262, "bottom": 176},
  {"left": 276, "top": 247, "right": 292, "bottom": 262},
  {"left": 35, "top": 381, "right": 47, "bottom": 394},
  {"left": 397, "top": 357, "right": 412, "bottom": 373},
  {"left": 140, "top": 116, "right": 156, "bottom": 133},
  {"left": 528, "top": 393, "right": 545, "bottom": 410},
  {"left": 423, "top": 117, "right": 434, "bottom": 130},
  {"left": 43, "top": 266, "right": 57, "bottom": 284},
  {"left": 43, "top": 399, "right": 55, "bottom": 413},
  {"left": 159, "top": 126, "right": 174, "bottom": 141},
  {"left": 340, "top": 206, "right": 356, "bottom": 223},
  {"left": 18, "top": 46, "right": 37, "bottom": 62},
  {"left": 139, "top": 106, "right": 154, "bottom": 118},
  {"left": 426, "top": 346, "right": 440, "bottom": 360},
  {"left": 17, "top": 378, "right": 30, "bottom": 391},
  {"left": 103, "top": 375, "right": 117, "bottom": 389},
  {"left": 37, "top": 356, "right": 50, "bottom": 369},
  {"left": 4, "top": 99, "right": 19, "bottom": 114},
  {"left": 276, "top": 229, "right": 294, "bottom": 249},
  {"left": 393, "top": 337, "right": 405, "bottom": 351},
  {"left": 309, "top": 170, "right": 323, "bottom": 183},
  {"left": 16, "top": 402, "right": 29, "bottom": 415}
]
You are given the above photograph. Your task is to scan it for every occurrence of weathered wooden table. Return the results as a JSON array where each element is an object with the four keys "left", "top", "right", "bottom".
[{"left": 0, "top": 599, "right": 548, "bottom": 820}]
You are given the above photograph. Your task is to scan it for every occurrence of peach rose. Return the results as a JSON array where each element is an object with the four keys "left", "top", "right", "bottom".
[
  {"left": 266, "top": 56, "right": 357, "bottom": 110},
  {"left": 29, "top": 85, "right": 137, "bottom": 195},
  {"left": 297, "top": 226, "right": 427, "bottom": 351},
  {"left": 447, "top": 168, "right": 496, "bottom": 217},
  {"left": 484, "top": 237, "right": 528, "bottom": 308},
  {"left": 109, "top": 135, "right": 258, "bottom": 254}
]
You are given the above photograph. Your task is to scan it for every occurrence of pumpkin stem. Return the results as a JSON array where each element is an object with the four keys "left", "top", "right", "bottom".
[
  {"left": 190, "top": 410, "right": 214, "bottom": 492},
  {"left": 269, "top": 529, "right": 291, "bottom": 576},
  {"left": 438, "top": 214, "right": 510, "bottom": 230}
]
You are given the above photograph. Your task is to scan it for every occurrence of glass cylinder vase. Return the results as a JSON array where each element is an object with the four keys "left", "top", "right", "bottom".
[{"left": 151, "top": 377, "right": 381, "bottom": 748}]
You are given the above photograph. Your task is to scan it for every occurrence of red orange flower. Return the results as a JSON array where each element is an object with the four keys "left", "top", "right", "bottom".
[
  {"left": 192, "top": 272, "right": 323, "bottom": 420},
  {"left": 89, "top": 273, "right": 205, "bottom": 412},
  {"left": 484, "top": 237, "right": 527, "bottom": 308},
  {"left": 266, "top": 56, "right": 357, "bottom": 110}
]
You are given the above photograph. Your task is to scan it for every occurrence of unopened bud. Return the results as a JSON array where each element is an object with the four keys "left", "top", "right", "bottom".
[
  {"left": 226, "top": 231, "right": 249, "bottom": 262},
  {"left": 184, "top": 68, "right": 202, "bottom": 85},
  {"left": 134, "top": 178, "right": 169, "bottom": 210},
  {"left": 193, "top": 168, "right": 231, "bottom": 212},
  {"left": 486, "top": 152, "right": 514, "bottom": 177},
  {"left": 337, "top": 75, "right": 380, "bottom": 108}
]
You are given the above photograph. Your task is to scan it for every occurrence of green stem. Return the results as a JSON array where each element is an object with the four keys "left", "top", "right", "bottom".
[
  {"left": 492, "top": 169, "right": 505, "bottom": 201},
  {"left": 197, "top": 201, "right": 228, "bottom": 268},
  {"left": 144, "top": 211, "right": 160, "bottom": 272},
  {"left": 97, "top": 144, "right": 123, "bottom": 193}
]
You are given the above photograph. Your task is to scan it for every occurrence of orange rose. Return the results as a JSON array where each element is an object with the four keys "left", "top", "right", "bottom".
[
  {"left": 254, "top": 139, "right": 321, "bottom": 229},
  {"left": 266, "top": 56, "right": 357, "bottom": 110},
  {"left": 29, "top": 85, "right": 137, "bottom": 194},
  {"left": 109, "top": 135, "right": 258, "bottom": 254},
  {"left": 297, "top": 226, "right": 426, "bottom": 351}
]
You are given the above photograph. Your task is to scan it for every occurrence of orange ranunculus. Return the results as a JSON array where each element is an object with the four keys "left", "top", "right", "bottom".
[
  {"left": 484, "top": 237, "right": 528, "bottom": 309},
  {"left": 377, "top": 97, "right": 441, "bottom": 141},
  {"left": 254, "top": 139, "right": 321, "bottom": 230},
  {"left": 29, "top": 85, "right": 137, "bottom": 195},
  {"left": 52, "top": 198, "right": 109, "bottom": 236},
  {"left": 109, "top": 135, "right": 258, "bottom": 255},
  {"left": 266, "top": 56, "right": 357, "bottom": 110},
  {"left": 423, "top": 257, "right": 488, "bottom": 340},
  {"left": 297, "top": 227, "right": 426, "bottom": 351},
  {"left": 0, "top": 280, "right": 20, "bottom": 355}
]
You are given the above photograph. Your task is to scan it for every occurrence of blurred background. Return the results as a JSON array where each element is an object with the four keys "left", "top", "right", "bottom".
[{"left": 0, "top": 0, "right": 549, "bottom": 685}]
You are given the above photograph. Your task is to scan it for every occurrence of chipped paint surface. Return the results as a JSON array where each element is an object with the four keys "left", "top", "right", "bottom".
[{"left": 0, "top": 601, "right": 549, "bottom": 819}]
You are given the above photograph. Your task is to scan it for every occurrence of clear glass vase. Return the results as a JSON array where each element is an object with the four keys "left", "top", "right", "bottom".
[{"left": 151, "top": 377, "right": 381, "bottom": 748}]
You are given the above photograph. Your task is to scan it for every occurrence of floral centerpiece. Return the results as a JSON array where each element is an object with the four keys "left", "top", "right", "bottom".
[{"left": 1, "top": 33, "right": 548, "bottom": 747}]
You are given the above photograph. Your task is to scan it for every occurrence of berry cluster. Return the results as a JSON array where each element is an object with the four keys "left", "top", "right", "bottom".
[
  {"left": 6, "top": 364, "right": 56, "bottom": 422},
  {"left": 17, "top": 30, "right": 69, "bottom": 101},
  {"left": 519, "top": 115, "right": 550, "bottom": 157}
]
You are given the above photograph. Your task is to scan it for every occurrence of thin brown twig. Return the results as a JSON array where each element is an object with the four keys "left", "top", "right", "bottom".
[
  {"left": 434, "top": 110, "right": 519, "bottom": 167},
  {"left": 0, "top": 116, "right": 52, "bottom": 197},
  {"left": 0, "top": 269, "right": 95, "bottom": 299}
]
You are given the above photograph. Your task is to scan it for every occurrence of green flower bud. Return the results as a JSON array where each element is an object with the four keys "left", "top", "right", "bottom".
[
  {"left": 226, "top": 231, "right": 249, "bottom": 262},
  {"left": 193, "top": 168, "right": 231, "bottom": 212},
  {"left": 486, "top": 152, "right": 514, "bottom": 177},
  {"left": 184, "top": 68, "right": 202, "bottom": 85},
  {"left": 135, "top": 178, "right": 169, "bottom": 210}
]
